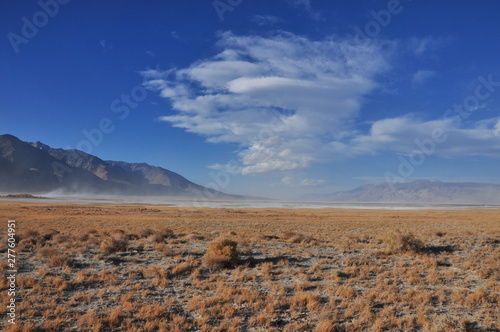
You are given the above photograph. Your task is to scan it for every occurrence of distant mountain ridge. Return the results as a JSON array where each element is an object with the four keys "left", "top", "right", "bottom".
[
  {"left": 0, "top": 134, "right": 237, "bottom": 198},
  {"left": 3, "top": 134, "right": 499, "bottom": 203},
  {"left": 307, "top": 180, "right": 500, "bottom": 204}
]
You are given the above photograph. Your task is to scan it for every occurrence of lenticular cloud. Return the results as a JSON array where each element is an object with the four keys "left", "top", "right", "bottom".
[{"left": 142, "top": 31, "right": 388, "bottom": 174}]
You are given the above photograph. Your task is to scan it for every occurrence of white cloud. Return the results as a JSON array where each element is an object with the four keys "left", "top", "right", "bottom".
[
  {"left": 412, "top": 70, "right": 437, "bottom": 86},
  {"left": 284, "top": 0, "right": 322, "bottom": 20},
  {"left": 495, "top": 119, "right": 500, "bottom": 136},
  {"left": 353, "top": 116, "right": 500, "bottom": 157},
  {"left": 142, "top": 32, "right": 500, "bottom": 178},
  {"left": 170, "top": 31, "right": 180, "bottom": 39},
  {"left": 100, "top": 39, "right": 113, "bottom": 51},
  {"left": 142, "top": 32, "right": 389, "bottom": 174},
  {"left": 281, "top": 175, "right": 325, "bottom": 186},
  {"left": 408, "top": 36, "right": 445, "bottom": 57},
  {"left": 251, "top": 15, "right": 281, "bottom": 26}
]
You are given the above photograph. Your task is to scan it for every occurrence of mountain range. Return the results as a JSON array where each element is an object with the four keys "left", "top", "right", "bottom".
[
  {"left": 2, "top": 134, "right": 499, "bottom": 204},
  {"left": 305, "top": 180, "right": 500, "bottom": 204},
  {"left": 0, "top": 134, "right": 236, "bottom": 198}
]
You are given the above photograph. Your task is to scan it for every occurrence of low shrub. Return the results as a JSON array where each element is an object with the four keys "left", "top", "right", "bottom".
[
  {"left": 38, "top": 247, "right": 72, "bottom": 267},
  {"left": 147, "top": 227, "right": 174, "bottom": 243},
  {"left": 282, "top": 231, "right": 315, "bottom": 244},
  {"left": 383, "top": 228, "right": 425, "bottom": 253},
  {"left": 203, "top": 238, "right": 239, "bottom": 269},
  {"left": 100, "top": 232, "right": 129, "bottom": 254}
]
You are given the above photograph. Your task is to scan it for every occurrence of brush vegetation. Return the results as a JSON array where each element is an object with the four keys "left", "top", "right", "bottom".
[
  {"left": 203, "top": 238, "right": 239, "bottom": 269},
  {"left": 0, "top": 202, "right": 498, "bottom": 331}
]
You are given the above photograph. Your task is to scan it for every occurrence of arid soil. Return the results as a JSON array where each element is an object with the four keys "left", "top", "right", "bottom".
[{"left": 0, "top": 202, "right": 499, "bottom": 331}]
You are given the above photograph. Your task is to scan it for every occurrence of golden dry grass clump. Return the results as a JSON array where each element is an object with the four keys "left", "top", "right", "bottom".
[
  {"left": 99, "top": 230, "right": 129, "bottom": 254},
  {"left": 383, "top": 228, "right": 425, "bottom": 253},
  {"left": 282, "top": 230, "right": 316, "bottom": 244},
  {"left": 203, "top": 238, "right": 239, "bottom": 269}
]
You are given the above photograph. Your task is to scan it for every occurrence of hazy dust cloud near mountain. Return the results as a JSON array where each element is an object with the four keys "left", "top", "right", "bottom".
[
  {"left": 0, "top": 134, "right": 236, "bottom": 198},
  {"left": 305, "top": 180, "right": 500, "bottom": 204},
  {"left": 1, "top": 133, "right": 499, "bottom": 204}
]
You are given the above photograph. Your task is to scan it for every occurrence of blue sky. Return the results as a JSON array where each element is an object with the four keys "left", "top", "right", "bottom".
[{"left": 1, "top": 0, "right": 500, "bottom": 199}]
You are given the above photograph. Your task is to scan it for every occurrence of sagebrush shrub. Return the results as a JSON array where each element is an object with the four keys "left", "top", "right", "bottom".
[
  {"left": 283, "top": 231, "right": 315, "bottom": 244},
  {"left": 383, "top": 228, "right": 425, "bottom": 253},
  {"left": 203, "top": 238, "right": 239, "bottom": 269},
  {"left": 100, "top": 232, "right": 128, "bottom": 254},
  {"left": 38, "top": 247, "right": 71, "bottom": 267}
]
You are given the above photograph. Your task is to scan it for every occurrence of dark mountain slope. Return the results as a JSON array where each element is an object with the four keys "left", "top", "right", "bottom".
[{"left": 0, "top": 134, "right": 237, "bottom": 198}]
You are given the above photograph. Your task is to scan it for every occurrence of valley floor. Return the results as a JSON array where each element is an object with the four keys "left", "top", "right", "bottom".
[{"left": 0, "top": 202, "right": 499, "bottom": 331}]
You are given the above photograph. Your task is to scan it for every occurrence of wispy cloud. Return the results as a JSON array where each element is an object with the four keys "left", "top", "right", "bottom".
[
  {"left": 412, "top": 70, "right": 437, "bottom": 87},
  {"left": 407, "top": 36, "right": 448, "bottom": 57},
  {"left": 142, "top": 32, "right": 500, "bottom": 178},
  {"left": 353, "top": 116, "right": 500, "bottom": 157},
  {"left": 100, "top": 39, "right": 113, "bottom": 51},
  {"left": 495, "top": 120, "right": 500, "bottom": 136},
  {"left": 284, "top": 0, "right": 322, "bottom": 20},
  {"left": 251, "top": 15, "right": 282, "bottom": 26},
  {"left": 170, "top": 31, "right": 180, "bottom": 39},
  {"left": 281, "top": 175, "right": 325, "bottom": 186},
  {"left": 142, "top": 31, "right": 389, "bottom": 174}
]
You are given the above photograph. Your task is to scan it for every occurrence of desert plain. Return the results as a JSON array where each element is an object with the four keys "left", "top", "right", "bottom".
[{"left": 0, "top": 201, "right": 499, "bottom": 331}]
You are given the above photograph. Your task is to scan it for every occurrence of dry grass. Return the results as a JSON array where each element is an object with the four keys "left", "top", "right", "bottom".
[
  {"left": 203, "top": 238, "right": 239, "bottom": 270},
  {"left": 383, "top": 228, "right": 426, "bottom": 253},
  {"left": 99, "top": 230, "right": 129, "bottom": 254},
  {"left": 0, "top": 202, "right": 499, "bottom": 331}
]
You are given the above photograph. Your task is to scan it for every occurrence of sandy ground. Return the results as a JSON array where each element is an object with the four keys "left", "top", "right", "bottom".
[{"left": 0, "top": 201, "right": 499, "bottom": 331}]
